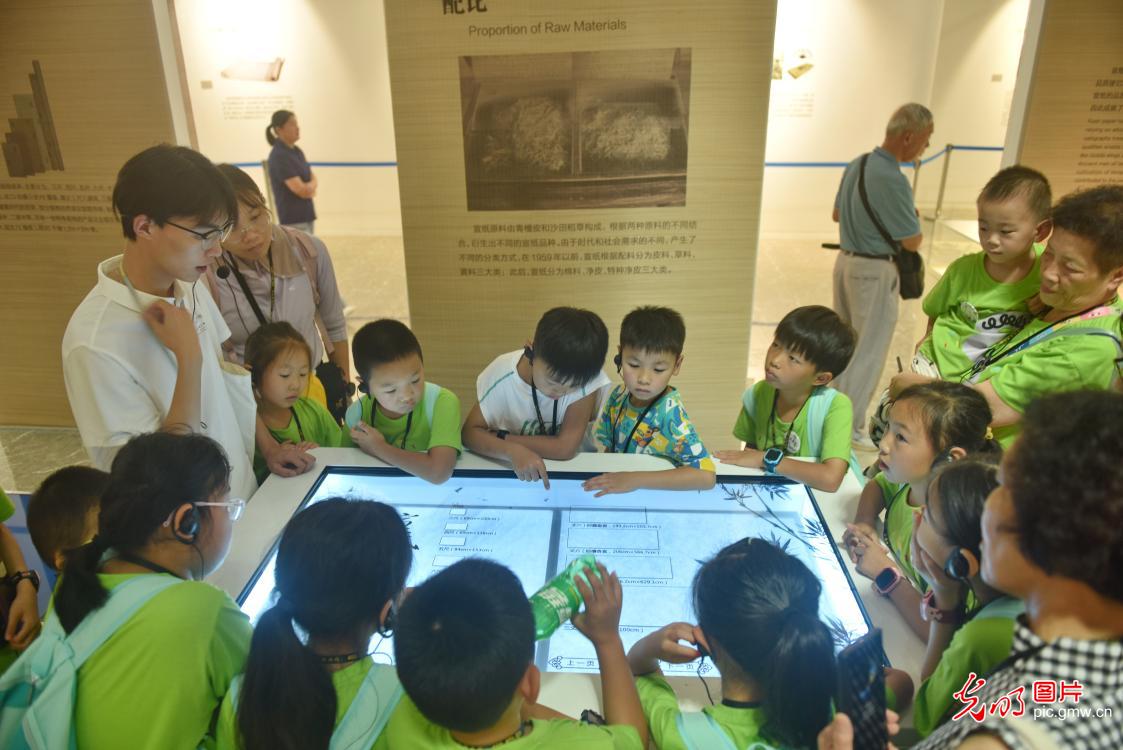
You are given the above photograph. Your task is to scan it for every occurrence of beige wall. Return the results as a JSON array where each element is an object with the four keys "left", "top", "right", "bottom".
[
  {"left": 1016, "top": 0, "right": 1123, "bottom": 195},
  {"left": 385, "top": 0, "right": 777, "bottom": 445},
  {"left": 0, "top": 0, "right": 178, "bottom": 426}
]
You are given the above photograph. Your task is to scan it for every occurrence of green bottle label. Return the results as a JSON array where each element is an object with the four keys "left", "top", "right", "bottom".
[{"left": 530, "top": 555, "right": 599, "bottom": 640}]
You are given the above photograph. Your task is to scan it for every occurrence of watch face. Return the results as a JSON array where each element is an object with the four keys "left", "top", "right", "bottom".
[
  {"left": 874, "top": 567, "right": 897, "bottom": 592},
  {"left": 764, "top": 448, "right": 784, "bottom": 463}
]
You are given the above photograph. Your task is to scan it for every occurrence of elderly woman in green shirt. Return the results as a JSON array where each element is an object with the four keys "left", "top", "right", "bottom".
[{"left": 891, "top": 185, "right": 1123, "bottom": 447}]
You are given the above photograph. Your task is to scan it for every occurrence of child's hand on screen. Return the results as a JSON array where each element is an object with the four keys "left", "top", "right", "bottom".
[{"left": 571, "top": 562, "right": 622, "bottom": 648}]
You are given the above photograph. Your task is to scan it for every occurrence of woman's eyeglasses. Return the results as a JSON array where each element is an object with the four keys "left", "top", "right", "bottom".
[
  {"left": 236, "top": 208, "right": 272, "bottom": 240},
  {"left": 195, "top": 498, "right": 247, "bottom": 521}
]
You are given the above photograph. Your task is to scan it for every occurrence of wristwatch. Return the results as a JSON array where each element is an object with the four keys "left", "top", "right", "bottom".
[
  {"left": 495, "top": 429, "right": 509, "bottom": 440},
  {"left": 7, "top": 570, "right": 40, "bottom": 592},
  {"left": 762, "top": 447, "right": 784, "bottom": 474},
  {"left": 874, "top": 566, "right": 904, "bottom": 596},
  {"left": 921, "top": 590, "right": 966, "bottom": 625}
]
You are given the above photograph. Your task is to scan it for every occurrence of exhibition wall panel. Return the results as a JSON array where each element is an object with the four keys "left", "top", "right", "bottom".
[
  {"left": 762, "top": 0, "right": 1030, "bottom": 239},
  {"left": 0, "top": 0, "right": 178, "bottom": 426},
  {"left": 171, "top": 0, "right": 403, "bottom": 236},
  {"left": 384, "top": 0, "right": 776, "bottom": 446},
  {"left": 761, "top": 0, "right": 942, "bottom": 239},
  {"left": 915, "top": 0, "right": 1030, "bottom": 212},
  {"left": 1016, "top": 0, "right": 1123, "bottom": 195}
]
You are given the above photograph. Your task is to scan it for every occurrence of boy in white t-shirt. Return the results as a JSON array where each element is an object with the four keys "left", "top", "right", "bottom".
[{"left": 462, "top": 307, "right": 611, "bottom": 487}]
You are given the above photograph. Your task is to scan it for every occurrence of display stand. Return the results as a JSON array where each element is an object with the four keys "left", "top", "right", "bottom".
[{"left": 212, "top": 449, "right": 923, "bottom": 719}]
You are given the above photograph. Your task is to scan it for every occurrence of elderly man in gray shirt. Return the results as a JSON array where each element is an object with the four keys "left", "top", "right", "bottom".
[{"left": 831, "top": 103, "right": 933, "bottom": 448}]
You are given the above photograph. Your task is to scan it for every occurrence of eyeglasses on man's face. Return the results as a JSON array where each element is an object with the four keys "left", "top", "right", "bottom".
[{"left": 165, "top": 219, "right": 235, "bottom": 244}]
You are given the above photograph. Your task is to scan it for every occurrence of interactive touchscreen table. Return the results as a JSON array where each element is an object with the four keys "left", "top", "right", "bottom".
[{"left": 236, "top": 466, "right": 873, "bottom": 676}]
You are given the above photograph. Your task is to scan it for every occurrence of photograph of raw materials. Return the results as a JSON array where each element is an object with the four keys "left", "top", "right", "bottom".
[{"left": 459, "top": 48, "right": 691, "bottom": 211}]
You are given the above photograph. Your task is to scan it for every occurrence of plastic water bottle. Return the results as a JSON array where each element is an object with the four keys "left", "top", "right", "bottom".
[{"left": 530, "top": 555, "right": 599, "bottom": 640}]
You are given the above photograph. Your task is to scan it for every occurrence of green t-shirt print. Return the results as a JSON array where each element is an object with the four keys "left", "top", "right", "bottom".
[
  {"left": 919, "top": 245, "right": 1043, "bottom": 379},
  {"left": 342, "top": 385, "right": 463, "bottom": 454}
]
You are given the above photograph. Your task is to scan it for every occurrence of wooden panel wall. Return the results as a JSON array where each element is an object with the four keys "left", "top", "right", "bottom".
[
  {"left": 1017, "top": 0, "right": 1123, "bottom": 195},
  {"left": 384, "top": 0, "right": 776, "bottom": 445},
  {"left": 0, "top": 0, "right": 177, "bottom": 425}
]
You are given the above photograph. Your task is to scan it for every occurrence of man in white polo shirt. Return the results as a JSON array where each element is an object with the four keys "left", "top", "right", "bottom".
[{"left": 62, "top": 145, "right": 286, "bottom": 498}]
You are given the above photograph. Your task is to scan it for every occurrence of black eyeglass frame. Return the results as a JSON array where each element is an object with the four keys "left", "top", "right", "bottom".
[{"left": 165, "top": 218, "right": 235, "bottom": 244}]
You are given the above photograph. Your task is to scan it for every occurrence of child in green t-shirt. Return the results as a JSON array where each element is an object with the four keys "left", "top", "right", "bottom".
[
  {"left": 869, "top": 167, "right": 1052, "bottom": 447},
  {"left": 917, "top": 166, "right": 1052, "bottom": 380},
  {"left": 217, "top": 498, "right": 414, "bottom": 750},
  {"left": 382, "top": 558, "right": 647, "bottom": 750},
  {"left": 843, "top": 381, "right": 999, "bottom": 641},
  {"left": 627, "top": 537, "right": 842, "bottom": 750},
  {"left": 0, "top": 489, "right": 39, "bottom": 666},
  {"left": 28, "top": 466, "right": 107, "bottom": 573},
  {"left": 344, "top": 319, "right": 463, "bottom": 484},
  {"left": 53, "top": 432, "right": 252, "bottom": 748},
  {"left": 909, "top": 459, "right": 1023, "bottom": 737},
  {"left": 715, "top": 305, "right": 857, "bottom": 492},
  {"left": 244, "top": 322, "right": 345, "bottom": 483}
]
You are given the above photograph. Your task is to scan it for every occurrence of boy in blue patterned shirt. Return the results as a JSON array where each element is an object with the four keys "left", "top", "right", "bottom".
[{"left": 585, "top": 306, "right": 716, "bottom": 496}]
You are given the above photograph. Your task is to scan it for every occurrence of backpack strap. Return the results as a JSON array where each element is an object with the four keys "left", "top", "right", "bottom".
[
  {"left": 676, "top": 711, "right": 739, "bottom": 750},
  {"left": 345, "top": 384, "right": 441, "bottom": 433},
  {"left": 330, "top": 665, "right": 403, "bottom": 750},
  {"left": 57, "top": 575, "right": 184, "bottom": 666},
  {"left": 804, "top": 387, "right": 867, "bottom": 485},
  {"left": 344, "top": 397, "right": 367, "bottom": 430},
  {"left": 226, "top": 666, "right": 402, "bottom": 750},
  {"left": 0, "top": 575, "right": 183, "bottom": 750},
  {"left": 740, "top": 382, "right": 768, "bottom": 448},
  {"left": 804, "top": 386, "right": 835, "bottom": 459},
  {"left": 421, "top": 382, "right": 441, "bottom": 431}
]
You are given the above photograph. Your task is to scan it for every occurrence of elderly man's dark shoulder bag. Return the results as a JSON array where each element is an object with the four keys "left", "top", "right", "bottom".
[{"left": 857, "top": 153, "right": 925, "bottom": 300}]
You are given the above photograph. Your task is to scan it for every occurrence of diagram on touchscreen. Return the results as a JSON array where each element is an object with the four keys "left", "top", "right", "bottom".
[{"left": 238, "top": 469, "right": 870, "bottom": 675}]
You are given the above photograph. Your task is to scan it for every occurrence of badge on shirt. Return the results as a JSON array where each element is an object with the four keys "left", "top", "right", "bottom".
[
  {"left": 786, "top": 431, "right": 801, "bottom": 454},
  {"left": 959, "top": 300, "right": 979, "bottom": 326}
]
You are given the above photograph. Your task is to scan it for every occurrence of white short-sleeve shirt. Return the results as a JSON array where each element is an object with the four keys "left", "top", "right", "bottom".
[
  {"left": 62, "top": 256, "right": 258, "bottom": 498},
  {"left": 475, "top": 350, "right": 611, "bottom": 447}
]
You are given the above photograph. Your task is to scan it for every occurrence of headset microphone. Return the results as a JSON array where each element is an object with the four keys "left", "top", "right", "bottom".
[{"left": 216, "top": 261, "right": 231, "bottom": 279}]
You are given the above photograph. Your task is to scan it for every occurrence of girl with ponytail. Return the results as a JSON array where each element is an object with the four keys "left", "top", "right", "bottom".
[
  {"left": 843, "top": 380, "right": 1001, "bottom": 640},
  {"left": 53, "top": 431, "right": 251, "bottom": 749},
  {"left": 265, "top": 109, "right": 317, "bottom": 233},
  {"left": 627, "top": 537, "right": 836, "bottom": 749},
  {"left": 909, "top": 459, "right": 1023, "bottom": 737},
  {"left": 218, "top": 497, "right": 412, "bottom": 750}
]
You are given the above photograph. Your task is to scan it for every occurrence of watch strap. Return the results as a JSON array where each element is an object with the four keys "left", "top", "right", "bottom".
[
  {"left": 7, "top": 570, "right": 39, "bottom": 591},
  {"left": 874, "top": 566, "right": 903, "bottom": 595}
]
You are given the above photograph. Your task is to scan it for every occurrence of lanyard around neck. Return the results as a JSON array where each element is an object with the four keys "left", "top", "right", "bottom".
[
  {"left": 225, "top": 246, "right": 276, "bottom": 323},
  {"left": 962, "top": 303, "right": 1112, "bottom": 382},
  {"left": 767, "top": 390, "right": 810, "bottom": 453},
  {"left": 530, "top": 379, "right": 559, "bottom": 436},
  {"left": 271, "top": 406, "right": 306, "bottom": 444},
  {"left": 113, "top": 551, "right": 184, "bottom": 579},
  {"left": 609, "top": 387, "right": 669, "bottom": 454},
  {"left": 368, "top": 396, "right": 414, "bottom": 449}
]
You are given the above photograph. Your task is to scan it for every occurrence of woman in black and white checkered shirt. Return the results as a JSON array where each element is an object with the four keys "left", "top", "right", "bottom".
[{"left": 821, "top": 389, "right": 1123, "bottom": 750}]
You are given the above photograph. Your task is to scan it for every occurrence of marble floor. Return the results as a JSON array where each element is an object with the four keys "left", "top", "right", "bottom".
[{"left": 1, "top": 219, "right": 977, "bottom": 492}]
